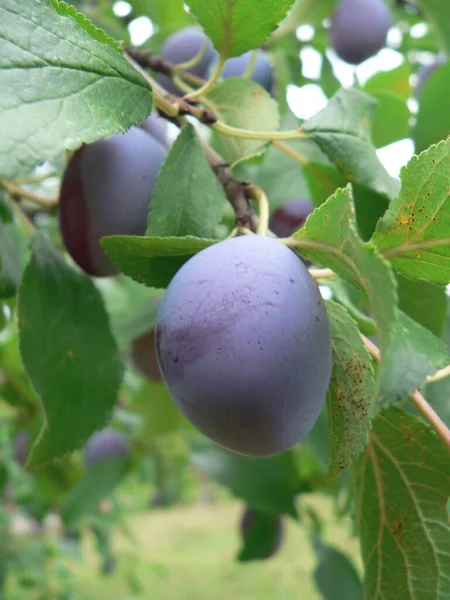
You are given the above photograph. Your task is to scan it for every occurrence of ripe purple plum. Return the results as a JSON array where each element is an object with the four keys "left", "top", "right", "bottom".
[
  {"left": 59, "top": 127, "right": 166, "bottom": 277},
  {"left": 331, "top": 0, "right": 391, "bottom": 65},
  {"left": 269, "top": 199, "right": 313, "bottom": 238},
  {"left": 131, "top": 330, "right": 162, "bottom": 382},
  {"left": 13, "top": 430, "right": 29, "bottom": 466},
  {"left": 160, "top": 27, "right": 217, "bottom": 95},
  {"left": 240, "top": 508, "right": 284, "bottom": 559},
  {"left": 156, "top": 235, "right": 332, "bottom": 457},
  {"left": 84, "top": 428, "right": 129, "bottom": 468},
  {"left": 140, "top": 114, "right": 168, "bottom": 147}
]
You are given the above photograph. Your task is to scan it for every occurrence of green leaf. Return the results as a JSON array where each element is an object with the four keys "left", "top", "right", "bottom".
[
  {"left": 378, "top": 311, "right": 449, "bottom": 403},
  {"left": 134, "top": 381, "right": 187, "bottom": 438},
  {"left": 313, "top": 540, "right": 363, "bottom": 600},
  {"left": 293, "top": 186, "right": 397, "bottom": 396},
  {"left": 354, "top": 409, "right": 450, "bottom": 600},
  {"left": 101, "top": 235, "right": 218, "bottom": 288},
  {"left": 0, "top": 194, "right": 24, "bottom": 298},
  {"left": 0, "top": 0, "right": 152, "bottom": 179},
  {"left": 363, "top": 64, "right": 411, "bottom": 148},
  {"left": 372, "top": 137, "right": 450, "bottom": 285},
  {"left": 284, "top": 0, "right": 338, "bottom": 27},
  {"left": 415, "top": 0, "right": 450, "bottom": 54},
  {"left": 18, "top": 235, "right": 124, "bottom": 466},
  {"left": 208, "top": 78, "right": 280, "bottom": 166},
  {"left": 191, "top": 444, "right": 304, "bottom": 517},
  {"left": 397, "top": 275, "right": 447, "bottom": 337},
  {"left": 237, "top": 510, "right": 282, "bottom": 562},
  {"left": 414, "top": 61, "right": 450, "bottom": 153},
  {"left": 62, "top": 457, "right": 128, "bottom": 524},
  {"left": 423, "top": 379, "right": 450, "bottom": 426},
  {"left": 326, "top": 302, "right": 374, "bottom": 478},
  {"left": 147, "top": 125, "right": 226, "bottom": 238},
  {"left": 186, "top": 0, "right": 295, "bottom": 57},
  {"left": 302, "top": 89, "right": 399, "bottom": 199},
  {"left": 128, "top": 0, "right": 191, "bottom": 35}
]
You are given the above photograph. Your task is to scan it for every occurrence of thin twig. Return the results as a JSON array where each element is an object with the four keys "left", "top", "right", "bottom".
[
  {"left": 1, "top": 179, "right": 57, "bottom": 212},
  {"left": 309, "top": 268, "right": 336, "bottom": 281},
  {"left": 361, "top": 334, "right": 450, "bottom": 450},
  {"left": 425, "top": 364, "right": 450, "bottom": 384}
]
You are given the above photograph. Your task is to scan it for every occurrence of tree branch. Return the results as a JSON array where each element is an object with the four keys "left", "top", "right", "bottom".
[{"left": 361, "top": 334, "right": 450, "bottom": 450}]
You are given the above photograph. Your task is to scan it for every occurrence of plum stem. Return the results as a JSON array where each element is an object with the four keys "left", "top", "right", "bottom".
[
  {"left": 245, "top": 186, "right": 270, "bottom": 235},
  {"left": 242, "top": 50, "right": 258, "bottom": 78},
  {"left": 172, "top": 38, "right": 210, "bottom": 72},
  {"left": 213, "top": 121, "right": 309, "bottom": 141},
  {"left": 308, "top": 268, "right": 336, "bottom": 281},
  {"left": 0, "top": 179, "right": 57, "bottom": 213},
  {"left": 185, "top": 54, "right": 226, "bottom": 100},
  {"left": 425, "top": 364, "right": 450, "bottom": 384},
  {"left": 361, "top": 334, "right": 450, "bottom": 450}
]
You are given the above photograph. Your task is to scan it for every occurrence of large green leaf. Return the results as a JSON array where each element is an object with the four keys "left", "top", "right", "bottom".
[
  {"left": 186, "top": 0, "right": 295, "bottom": 57},
  {"left": 372, "top": 137, "right": 450, "bottom": 285},
  {"left": 237, "top": 510, "right": 283, "bottom": 562},
  {"left": 147, "top": 124, "right": 226, "bottom": 238},
  {"left": 191, "top": 444, "right": 305, "bottom": 517},
  {"left": 378, "top": 311, "right": 449, "bottom": 403},
  {"left": 414, "top": 61, "right": 450, "bottom": 153},
  {"left": 102, "top": 235, "right": 218, "bottom": 288},
  {"left": 314, "top": 540, "right": 363, "bottom": 600},
  {"left": 363, "top": 64, "right": 411, "bottom": 149},
  {"left": 415, "top": 0, "right": 450, "bottom": 54},
  {"left": 208, "top": 78, "right": 280, "bottom": 166},
  {"left": 302, "top": 89, "right": 399, "bottom": 200},
  {"left": 354, "top": 409, "right": 450, "bottom": 600},
  {"left": 397, "top": 275, "right": 447, "bottom": 337},
  {"left": 292, "top": 186, "right": 397, "bottom": 396},
  {"left": 0, "top": 0, "right": 152, "bottom": 179},
  {"left": 326, "top": 302, "right": 374, "bottom": 478},
  {"left": 18, "top": 235, "right": 124, "bottom": 466},
  {"left": 62, "top": 457, "right": 128, "bottom": 524}
]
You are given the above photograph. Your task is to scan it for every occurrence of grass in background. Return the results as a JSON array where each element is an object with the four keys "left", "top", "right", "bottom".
[{"left": 72, "top": 495, "right": 361, "bottom": 600}]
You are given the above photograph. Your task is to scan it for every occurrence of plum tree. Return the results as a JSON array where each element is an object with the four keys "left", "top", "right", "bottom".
[
  {"left": 59, "top": 127, "right": 166, "bottom": 277},
  {"left": 331, "top": 0, "right": 391, "bottom": 65},
  {"left": 156, "top": 235, "right": 332, "bottom": 457},
  {"left": 140, "top": 114, "right": 168, "bottom": 147},
  {"left": 131, "top": 330, "right": 162, "bottom": 382},
  {"left": 269, "top": 199, "right": 313, "bottom": 238},
  {"left": 240, "top": 508, "right": 284, "bottom": 559},
  {"left": 415, "top": 57, "right": 447, "bottom": 97},
  {"left": 160, "top": 27, "right": 216, "bottom": 95},
  {"left": 211, "top": 50, "right": 273, "bottom": 92},
  {"left": 84, "top": 429, "right": 129, "bottom": 468}
]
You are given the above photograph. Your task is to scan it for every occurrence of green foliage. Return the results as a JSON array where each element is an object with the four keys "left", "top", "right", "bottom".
[
  {"left": 18, "top": 235, "right": 123, "bottom": 466},
  {"left": 192, "top": 445, "right": 304, "bottom": 517},
  {"left": 354, "top": 409, "right": 450, "bottom": 600},
  {"left": 1, "top": 0, "right": 450, "bottom": 596},
  {"left": 0, "top": 0, "right": 152, "bottom": 179},
  {"left": 102, "top": 235, "right": 218, "bottom": 288},
  {"left": 186, "top": 0, "right": 295, "bottom": 57},
  {"left": 373, "top": 137, "right": 450, "bottom": 284},
  {"left": 326, "top": 302, "right": 374, "bottom": 478},
  {"left": 302, "top": 89, "right": 399, "bottom": 199},
  {"left": 147, "top": 124, "right": 226, "bottom": 237},
  {"left": 208, "top": 78, "right": 280, "bottom": 165}
]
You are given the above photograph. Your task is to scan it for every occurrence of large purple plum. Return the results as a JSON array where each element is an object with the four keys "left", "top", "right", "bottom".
[
  {"left": 156, "top": 235, "right": 332, "bottom": 457},
  {"left": 140, "top": 114, "right": 168, "bottom": 147},
  {"left": 269, "top": 199, "right": 313, "bottom": 238},
  {"left": 84, "top": 428, "right": 129, "bottom": 468},
  {"left": 160, "top": 27, "right": 217, "bottom": 95},
  {"left": 59, "top": 127, "right": 166, "bottom": 277},
  {"left": 331, "top": 0, "right": 391, "bottom": 65}
]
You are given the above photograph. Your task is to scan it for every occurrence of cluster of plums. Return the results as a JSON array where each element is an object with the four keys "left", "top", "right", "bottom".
[{"left": 57, "top": 21, "right": 332, "bottom": 457}]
